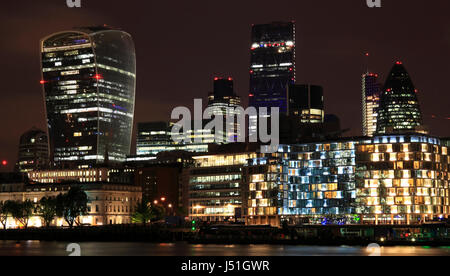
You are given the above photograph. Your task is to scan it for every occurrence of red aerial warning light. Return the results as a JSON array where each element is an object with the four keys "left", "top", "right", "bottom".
[
  {"left": 40, "top": 80, "right": 47, "bottom": 84},
  {"left": 396, "top": 61, "right": 403, "bottom": 65},
  {"left": 1, "top": 160, "right": 7, "bottom": 166},
  {"left": 92, "top": 74, "right": 103, "bottom": 80}
]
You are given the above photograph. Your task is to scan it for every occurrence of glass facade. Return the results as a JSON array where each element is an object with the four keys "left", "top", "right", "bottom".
[
  {"left": 356, "top": 135, "right": 450, "bottom": 224},
  {"left": 246, "top": 141, "right": 357, "bottom": 226},
  {"left": 376, "top": 62, "right": 423, "bottom": 134},
  {"left": 249, "top": 22, "right": 296, "bottom": 114},
  {"left": 288, "top": 84, "right": 324, "bottom": 123},
  {"left": 136, "top": 121, "right": 214, "bottom": 155},
  {"left": 362, "top": 73, "right": 381, "bottom": 137},
  {"left": 245, "top": 135, "right": 449, "bottom": 226},
  {"left": 136, "top": 122, "right": 172, "bottom": 155},
  {"left": 189, "top": 153, "right": 257, "bottom": 222},
  {"left": 40, "top": 27, "right": 136, "bottom": 167},
  {"left": 206, "top": 77, "right": 242, "bottom": 143},
  {"left": 17, "top": 128, "right": 50, "bottom": 173}
]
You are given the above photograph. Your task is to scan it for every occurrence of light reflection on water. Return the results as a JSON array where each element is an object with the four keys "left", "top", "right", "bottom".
[{"left": 0, "top": 241, "right": 449, "bottom": 256}]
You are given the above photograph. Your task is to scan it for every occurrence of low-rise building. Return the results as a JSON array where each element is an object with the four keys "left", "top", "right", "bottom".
[
  {"left": 188, "top": 151, "right": 257, "bottom": 222},
  {"left": 0, "top": 183, "right": 141, "bottom": 228},
  {"left": 28, "top": 168, "right": 109, "bottom": 184}
]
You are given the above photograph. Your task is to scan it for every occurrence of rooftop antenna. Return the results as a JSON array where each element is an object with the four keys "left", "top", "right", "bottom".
[{"left": 364, "top": 52, "right": 370, "bottom": 74}]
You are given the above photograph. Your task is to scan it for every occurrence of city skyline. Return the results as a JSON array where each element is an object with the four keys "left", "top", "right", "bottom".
[{"left": 1, "top": 0, "right": 450, "bottom": 171}]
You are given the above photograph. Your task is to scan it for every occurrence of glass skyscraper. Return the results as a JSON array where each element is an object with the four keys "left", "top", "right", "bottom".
[
  {"left": 362, "top": 72, "right": 381, "bottom": 137},
  {"left": 40, "top": 26, "right": 136, "bottom": 167},
  {"left": 376, "top": 62, "right": 424, "bottom": 134},
  {"left": 206, "top": 77, "right": 241, "bottom": 143},
  {"left": 249, "top": 22, "right": 296, "bottom": 114},
  {"left": 288, "top": 84, "right": 324, "bottom": 123},
  {"left": 17, "top": 128, "right": 50, "bottom": 173}
]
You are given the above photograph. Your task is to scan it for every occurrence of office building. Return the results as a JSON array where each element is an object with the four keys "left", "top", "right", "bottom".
[
  {"left": 245, "top": 140, "right": 357, "bottom": 226},
  {"left": 244, "top": 134, "right": 449, "bottom": 226},
  {"left": 0, "top": 182, "right": 141, "bottom": 228},
  {"left": 288, "top": 84, "right": 324, "bottom": 123},
  {"left": 249, "top": 22, "right": 296, "bottom": 114},
  {"left": 136, "top": 121, "right": 214, "bottom": 155},
  {"left": 206, "top": 77, "right": 242, "bottom": 143},
  {"left": 376, "top": 62, "right": 424, "bottom": 134},
  {"left": 28, "top": 168, "right": 109, "bottom": 184},
  {"left": 356, "top": 134, "right": 449, "bottom": 225},
  {"left": 362, "top": 73, "right": 381, "bottom": 137},
  {"left": 17, "top": 128, "right": 50, "bottom": 172},
  {"left": 40, "top": 26, "right": 136, "bottom": 167},
  {"left": 136, "top": 122, "right": 173, "bottom": 156},
  {"left": 189, "top": 151, "right": 257, "bottom": 222}
]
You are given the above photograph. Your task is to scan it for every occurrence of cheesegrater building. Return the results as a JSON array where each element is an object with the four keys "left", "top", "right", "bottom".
[
  {"left": 249, "top": 22, "right": 296, "bottom": 115},
  {"left": 40, "top": 26, "right": 136, "bottom": 167}
]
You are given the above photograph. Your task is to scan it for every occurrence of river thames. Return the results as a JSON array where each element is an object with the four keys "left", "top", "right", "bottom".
[{"left": 1, "top": 241, "right": 449, "bottom": 256}]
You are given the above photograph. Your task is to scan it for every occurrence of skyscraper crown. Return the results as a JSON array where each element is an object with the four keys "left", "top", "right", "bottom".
[{"left": 376, "top": 62, "right": 423, "bottom": 134}]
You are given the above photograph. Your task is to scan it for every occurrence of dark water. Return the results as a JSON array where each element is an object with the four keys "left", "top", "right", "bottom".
[{"left": 1, "top": 241, "right": 450, "bottom": 256}]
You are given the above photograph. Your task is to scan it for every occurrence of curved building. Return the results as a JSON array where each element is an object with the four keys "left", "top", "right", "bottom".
[
  {"left": 40, "top": 26, "right": 136, "bottom": 167},
  {"left": 17, "top": 128, "right": 49, "bottom": 172},
  {"left": 376, "top": 62, "right": 423, "bottom": 134}
]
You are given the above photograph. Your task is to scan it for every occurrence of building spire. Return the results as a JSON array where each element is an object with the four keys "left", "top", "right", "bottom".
[{"left": 364, "top": 52, "right": 370, "bottom": 74}]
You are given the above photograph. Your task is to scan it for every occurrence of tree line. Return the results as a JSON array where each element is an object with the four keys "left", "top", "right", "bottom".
[
  {"left": 0, "top": 185, "right": 175, "bottom": 229},
  {"left": 0, "top": 186, "right": 88, "bottom": 229}
]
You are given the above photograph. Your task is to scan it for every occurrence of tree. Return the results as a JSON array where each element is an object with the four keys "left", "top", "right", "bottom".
[
  {"left": 9, "top": 200, "right": 34, "bottom": 229},
  {"left": 0, "top": 201, "right": 14, "bottom": 230},
  {"left": 131, "top": 199, "right": 154, "bottom": 226},
  {"left": 152, "top": 205, "right": 166, "bottom": 222},
  {"left": 56, "top": 186, "right": 89, "bottom": 228},
  {"left": 37, "top": 197, "right": 57, "bottom": 228}
]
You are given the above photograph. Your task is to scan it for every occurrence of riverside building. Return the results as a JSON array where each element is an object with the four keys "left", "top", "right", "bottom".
[{"left": 244, "top": 134, "right": 449, "bottom": 226}]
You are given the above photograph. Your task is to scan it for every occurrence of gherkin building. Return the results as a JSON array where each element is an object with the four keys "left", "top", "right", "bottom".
[{"left": 376, "top": 62, "right": 423, "bottom": 134}]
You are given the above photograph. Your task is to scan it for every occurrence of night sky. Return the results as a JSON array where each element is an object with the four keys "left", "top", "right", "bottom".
[{"left": 1, "top": 0, "right": 450, "bottom": 171}]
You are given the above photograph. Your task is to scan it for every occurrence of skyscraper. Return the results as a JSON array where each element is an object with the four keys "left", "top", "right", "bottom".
[
  {"left": 376, "top": 62, "right": 424, "bottom": 134},
  {"left": 135, "top": 121, "right": 213, "bottom": 156},
  {"left": 362, "top": 73, "right": 381, "bottom": 137},
  {"left": 136, "top": 122, "right": 173, "bottom": 156},
  {"left": 17, "top": 128, "right": 50, "bottom": 173},
  {"left": 249, "top": 22, "right": 296, "bottom": 114},
  {"left": 40, "top": 26, "right": 136, "bottom": 167},
  {"left": 206, "top": 77, "right": 241, "bottom": 143},
  {"left": 288, "top": 84, "right": 324, "bottom": 123}
]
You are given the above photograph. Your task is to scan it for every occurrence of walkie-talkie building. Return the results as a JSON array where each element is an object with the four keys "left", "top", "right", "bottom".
[
  {"left": 40, "top": 26, "right": 136, "bottom": 167},
  {"left": 376, "top": 62, "right": 423, "bottom": 134},
  {"left": 249, "top": 22, "right": 296, "bottom": 114}
]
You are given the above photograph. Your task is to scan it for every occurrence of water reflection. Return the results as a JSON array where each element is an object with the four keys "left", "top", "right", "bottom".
[{"left": 0, "top": 241, "right": 449, "bottom": 256}]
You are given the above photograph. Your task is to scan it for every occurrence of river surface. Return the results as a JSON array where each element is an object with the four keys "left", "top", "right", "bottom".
[{"left": 1, "top": 241, "right": 450, "bottom": 256}]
